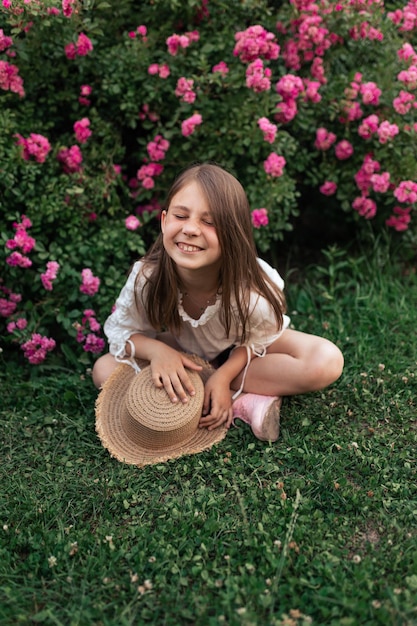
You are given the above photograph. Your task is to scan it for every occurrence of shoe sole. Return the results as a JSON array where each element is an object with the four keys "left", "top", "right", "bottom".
[{"left": 257, "top": 396, "right": 282, "bottom": 442}]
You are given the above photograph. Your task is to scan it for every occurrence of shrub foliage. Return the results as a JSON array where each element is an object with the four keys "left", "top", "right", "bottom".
[{"left": 1, "top": 0, "right": 417, "bottom": 366}]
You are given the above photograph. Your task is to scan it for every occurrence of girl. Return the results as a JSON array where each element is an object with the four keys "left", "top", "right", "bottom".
[{"left": 93, "top": 163, "right": 344, "bottom": 441}]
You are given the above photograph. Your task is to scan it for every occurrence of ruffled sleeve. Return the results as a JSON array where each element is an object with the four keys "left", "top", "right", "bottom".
[
  {"left": 243, "top": 295, "right": 290, "bottom": 356},
  {"left": 242, "top": 258, "right": 290, "bottom": 356},
  {"left": 103, "top": 261, "right": 157, "bottom": 359}
]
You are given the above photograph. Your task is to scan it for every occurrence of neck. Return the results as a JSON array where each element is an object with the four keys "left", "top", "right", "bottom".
[{"left": 177, "top": 268, "right": 220, "bottom": 295}]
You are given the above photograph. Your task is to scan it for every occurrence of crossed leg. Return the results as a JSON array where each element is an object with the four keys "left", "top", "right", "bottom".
[{"left": 230, "top": 329, "right": 344, "bottom": 397}]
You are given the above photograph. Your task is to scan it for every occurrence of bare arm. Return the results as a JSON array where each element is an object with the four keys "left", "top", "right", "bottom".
[{"left": 200, "top": 346, "right": 254, "bottom": 430}]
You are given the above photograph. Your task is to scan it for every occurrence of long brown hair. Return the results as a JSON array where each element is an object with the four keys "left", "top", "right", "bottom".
[{"left": 136, "top": 163, "right": 286, "bottom": 341}]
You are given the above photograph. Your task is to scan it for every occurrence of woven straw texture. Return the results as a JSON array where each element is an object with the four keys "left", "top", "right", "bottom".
[{"left": 95, "top": 354, "right": 228, "bottom": 467}]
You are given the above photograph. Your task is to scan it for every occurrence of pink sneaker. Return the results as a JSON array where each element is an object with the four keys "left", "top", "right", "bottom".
[{"left": 232, "top": 393, "right": 282, "bottom": 442}]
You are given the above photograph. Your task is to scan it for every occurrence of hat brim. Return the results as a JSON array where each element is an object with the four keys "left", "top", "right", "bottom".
[{"left": 95, "top": 355, "right": 228, "bottom": 467}]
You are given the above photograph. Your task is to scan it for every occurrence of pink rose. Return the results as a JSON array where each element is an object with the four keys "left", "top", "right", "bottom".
[
  {"left": 320, "top": 181, "right": 337, "bottom": 196},
  {"left": 125, "top": 215, "right": 141, "bottom": 231},
  {"left": 264, "top": 152, "right": 286, "bottom": 177},
  {"left": 74, "top": 118, "right": 91, "bottom": 144},
  {"left": 394, "top": 180, "right": 417, "bottom": 203},
  {"left": 76, "top": 33, "right": 93, "bottom": 56},
  {"left": 21, "top": 333, "right": 56, "bottom": 364},
  {"left": 314, "top": 127, "right": 336, "bottom": 150},
  {"left": 352, "top": 196, "right": 377, "bottom": 219},
  {"left": 360, "top": 81, "right": 381, "bottom": 106},
  {"left": 334, "top": 140, "right": 354, "bottom": 160},
  {"left": 57, "top": 145, "right": 83, "bottom": 173},
  {"left": 370, "top": 172, "right": 390, "bottom": 193},
  {"left": 41, "top": 261, "right": 60, "bottom": 291},
  {"left": 80, "top": 268, "right": 100, "bottom": 296},
  {"left": 386, "top": 206, "right": 412, "bottom": 231},
  {"left": 15, "top": 133, "right": 51, "bottom": 163},
  {"left": 377, "top": 121, "right": 399, "bottom": 144},
  {"left": 181, "top": 113, "right": 203, "bottom": 137},
  {"left": 258, "top": 117, "right": 277, "bottom": 143},
  {"left": 276, "top": 74, "right": 304, "bottom": 100},
  {"left": 251, "top": 208, "right": 269, "bottom": 228},
  {"left": 158, "top": 64, "right": 170, "bottom": 79},
  {"left": 212, "top": 61, "right": 229, "bottom": 75}
]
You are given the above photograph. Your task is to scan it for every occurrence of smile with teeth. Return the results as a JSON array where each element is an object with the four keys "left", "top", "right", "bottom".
[{"left": 177, "top": 242, "right": 203, "bottom": 252}]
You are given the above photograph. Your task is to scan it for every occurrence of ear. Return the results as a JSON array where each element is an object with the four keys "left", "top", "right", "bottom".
[{"left": 161, "top": 210, "right": 167, "bottom": 233}]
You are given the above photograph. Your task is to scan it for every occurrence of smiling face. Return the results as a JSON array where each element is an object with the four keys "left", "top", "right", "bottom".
[{"left": 161, "top": 180, "right": 222, "bottom": 278}]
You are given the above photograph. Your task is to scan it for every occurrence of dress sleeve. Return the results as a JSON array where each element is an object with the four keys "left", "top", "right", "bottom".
[
  {"left": 103, "top": 260, "right": 157, "bottom": 359},
  {"left": 242, "top": 296, "right": 290, "bottom": 356},
  {"left": 243, "top": 258, "right": 291, "bottom": 356}
]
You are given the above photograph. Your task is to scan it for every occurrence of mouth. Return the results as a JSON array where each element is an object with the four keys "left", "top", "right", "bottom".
[{"left": 176, "top": 242, "right": 203, "bottom": 253}]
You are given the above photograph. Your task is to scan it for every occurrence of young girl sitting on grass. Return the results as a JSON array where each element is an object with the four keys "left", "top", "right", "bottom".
[{"left": 93, "top": 163, "right": 344, "bottom": 441}]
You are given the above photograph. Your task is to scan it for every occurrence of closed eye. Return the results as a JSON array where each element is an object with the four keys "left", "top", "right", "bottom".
[{"left": 173, "top": 213, "right": 213, "bottom": 226}]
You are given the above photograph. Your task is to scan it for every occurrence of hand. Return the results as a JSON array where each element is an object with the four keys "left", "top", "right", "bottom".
[
  {"left": 150, "top": 345, "right": 203, "bottom": 404},
  {"left": 199, "top": 373, "right": 234, "bottom": 431}
]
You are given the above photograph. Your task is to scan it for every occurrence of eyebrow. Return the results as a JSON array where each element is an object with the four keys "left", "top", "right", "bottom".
[
  {"left": 170, "top": 204, "right": 212, "bottom": 218},
  {"left": 170, "top": 204, "right": 189, "bottom": 211}
]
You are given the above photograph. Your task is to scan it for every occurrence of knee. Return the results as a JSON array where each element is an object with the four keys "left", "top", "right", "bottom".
[
  {"left": 92, "top": 353, "right": 118, "bottom": 389},
  {"left": 327, "top": 343, "right": 344, "bottom": 384},
  {"left": 92, "top": 358, "right": 104, "bottom": 389},
  {"left": 311, "top": 341, "right": 344, "bottom": 390}
]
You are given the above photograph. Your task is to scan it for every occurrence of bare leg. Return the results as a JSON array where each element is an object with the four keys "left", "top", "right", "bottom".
[{"left": 231, "top": 329, "right": 344, "bottom": 397}]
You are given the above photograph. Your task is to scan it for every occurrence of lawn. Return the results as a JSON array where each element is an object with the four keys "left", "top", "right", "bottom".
[{"left": 1, "top": 245, "right": 416, "bottom": 626}]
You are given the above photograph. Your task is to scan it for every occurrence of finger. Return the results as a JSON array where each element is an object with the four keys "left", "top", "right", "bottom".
[
  {"left": 207, "top": 411, "right": 229, "bottom": 430},
  {"left": 199, "top": 415, "right": 214, "bottom": 427},
  {"left": 225, "top": 407, "right": 234, "bottom": 428},
  {"left": 158, "top": 374, "right": 180, "bottom": 404},
  {"left": 199, "top": 402, "right": 219, "bottom": 425},
  {"left": 199, "top": 413, "right": 215, "bottom": 427},
  {"left": 178, "top": 369, "right": 197, "bottom": 398},
  {"left": 182, "top": 356, "right": 203, "bottom": 372},
  {"left": 199, "top": 410, "right": 227, "bottom": 429},
  {"left": 202, "top": 390, "right": 211, "bottom": 416},
  {"left": 170, "top": 373, "right": 193, "bottom": 404},
  {"left": 200, "top": 402, "right": 221, "bottom": 425},
  {"left": 151, "top": 371, "right": 164, "bottom": 389}
]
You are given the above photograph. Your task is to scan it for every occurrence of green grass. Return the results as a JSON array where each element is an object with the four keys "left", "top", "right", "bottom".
[{"left": 1, "top": 247, "right": 417, "bottom": 626}]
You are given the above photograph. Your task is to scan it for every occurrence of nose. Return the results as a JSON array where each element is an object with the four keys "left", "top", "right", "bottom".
[{"left": 182, "top": 218, "right": 201, "bottom": 237}]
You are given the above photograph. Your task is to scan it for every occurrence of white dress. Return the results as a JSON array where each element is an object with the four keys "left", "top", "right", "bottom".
[{"left": 104, "top": 257, "right": 291, "bottom": 363}]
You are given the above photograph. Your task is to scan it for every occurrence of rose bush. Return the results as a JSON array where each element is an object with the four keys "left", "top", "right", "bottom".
[{"left": 1, "top": 0, "right": 417, "bottom": 368}]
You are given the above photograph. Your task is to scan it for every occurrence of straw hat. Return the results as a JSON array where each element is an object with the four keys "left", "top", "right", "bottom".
[{"left": 95, "top": 354, "right": 228, "bottom": 467}]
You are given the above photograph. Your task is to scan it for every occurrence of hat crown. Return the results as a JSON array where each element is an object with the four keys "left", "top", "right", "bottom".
[{"left": 122, "top": 367, "right": 204, "bottom": 450}]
